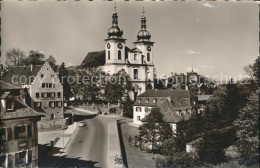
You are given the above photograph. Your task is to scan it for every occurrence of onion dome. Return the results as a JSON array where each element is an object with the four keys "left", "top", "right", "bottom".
[
  {"left": 136, "top": 8, "right": 151, "bottom": 41},
  {"left": 107, "top": 5, "right": 123, "bottom": 39}
]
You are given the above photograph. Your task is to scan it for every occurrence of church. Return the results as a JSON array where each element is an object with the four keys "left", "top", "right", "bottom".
[{"left": 81, "top": 7, "right": 156, "bottom": 97}]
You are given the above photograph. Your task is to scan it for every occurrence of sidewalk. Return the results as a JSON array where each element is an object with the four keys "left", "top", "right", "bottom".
[
  {"left": 108, "top": 122, "right": 123, "bottom": 168},
  {"left": 38, "top": 122, "right": 78, "bottom": 156}
]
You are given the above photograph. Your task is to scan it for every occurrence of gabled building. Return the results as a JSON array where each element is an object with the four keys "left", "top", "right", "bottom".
[
  {"left": 81, "top": 7, "right": 155, "bottom": 98},
  {"left": 133, "top": 89, "right": 197, "bottom": 131},
  {"left": 0, "top": 81, "right": 43, "bottom": 168},
  {"left": 3, "top": 62, "right": 64, "bottom": 120}
]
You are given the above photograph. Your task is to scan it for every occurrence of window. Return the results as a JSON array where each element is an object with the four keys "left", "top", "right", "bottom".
[
  {"left": 35, "top": 102, "right": 42, "bottom": 108},
  {"left": 108, "top": 50, "right": 110, "bottom": 60},
  {"left": 15, "top": 151, "right": 27, "bottom": 166},
  {"left": 41, "top": 74, "right": 44, "bottom": 78},
  {"left": 51, "top": 74, "right": 54, "bottom": 78},
  {"left": 42, "top": 83, "right": 47, "bottom": 88},
  {"left": 6, "top": 98, "right": 14, "bottom": 110},
  {"left": 49, "top": 101, "right": 55, "bottom": 108},
  {"left": 138, "top": 99, "right": 141, "bottom": 103},
  {"left": 145, "top": 107, "right": 148, "bottom": 112},
  {"left": 136, "top": 107, "right": 141, "bottom": 112},
  {"left": 147, "top": 53, "right": 150, "bottom": 61},
  {"left": 57, "top": 92, "right": 61, "bottom": 98},
  {"left": 0, "top": 128, "right": 6, "bottom": 140},
  {"left": 133, "top": 69, "right": 138, "bottom": 79},
  {"left": 137, "top": 116, "right": 141, "bottom": 121},
  {"left": 153, "top": 99, "right": 157, "bottom": 104},
  {"left": 147, "top": 72, "right": 151, "bottom": 79},
  {"left": 50, "top": 92, "right": 56, "bottom": 98},
  {"left": 14, "top": 126, "right": 26, "bottom": 139},
  {"left": 118, "top": 50, "right": 121, "bottom": 60},
  {"left": 56, "top": 101, "right": 62, "bottom": 108},
  {"left": 134, "top": 54, "right": 138, "bottom": 61},
  {"left": 41, "top": 93, "right": 48, "bottom": 98},
  {"left": 145, "top": 99, "right": 149, "bottom": 104},
  {"left": 36, "top": 93, "right": 40, "bottom": 98}
]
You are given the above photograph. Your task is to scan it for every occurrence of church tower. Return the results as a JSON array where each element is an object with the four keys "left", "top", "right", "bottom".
[
  {"left": 104, "top": 5, "right": 126, "bottom": 74},
  {"left": 133, "top": 8, "right": 154, "bottom": 66}
]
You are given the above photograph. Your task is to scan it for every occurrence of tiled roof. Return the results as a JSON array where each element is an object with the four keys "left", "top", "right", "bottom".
[
  {"left": 138, "top": 89, "right": 197, "bottom": 98},
  {"left": 141, "top": 99, "right": 191, "bottom": 123},
  {"left": 157, "top": 99, "right": 181, "bottom": 123},
  {"left": 80, "top": 50, "right": 105, "bottom": 68},
  {"left": 3, "top": 65, "right": 42, "bottom": 86},
  {"left": 0, "top": 80, "right": 23, "bottom": 90},
  {"left": 1, "top": 92, "right": 11, "bottom": 99},
  {"left": 0, "top": 95, "right": 44, "bottom": 120}
]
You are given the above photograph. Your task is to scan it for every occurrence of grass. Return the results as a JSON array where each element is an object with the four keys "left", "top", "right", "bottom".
[{"left": 120, "top": 123, "right": 157, "bottom": 168}]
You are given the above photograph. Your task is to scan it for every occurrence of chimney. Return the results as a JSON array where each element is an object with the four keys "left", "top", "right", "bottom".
[{"left": 30, "top": 64, "right": 33, "bottom": 71}]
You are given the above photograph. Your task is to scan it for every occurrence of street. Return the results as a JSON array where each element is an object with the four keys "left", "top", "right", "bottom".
[{"left": 58, "top": 110, "right": 121, "bottom": 168}]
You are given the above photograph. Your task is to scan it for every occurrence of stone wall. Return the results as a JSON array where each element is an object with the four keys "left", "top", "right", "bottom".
[{"left": 37, "top": 118, "right": 68, "bottom": 131}]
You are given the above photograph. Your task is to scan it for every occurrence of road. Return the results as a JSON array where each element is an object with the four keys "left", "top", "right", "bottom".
[{"left": 58, "top": 110, "right": 121, "bottom": 168}]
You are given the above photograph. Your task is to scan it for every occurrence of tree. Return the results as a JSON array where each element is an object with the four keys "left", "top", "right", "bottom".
[
  {"left": 20, "top": 50, "right": 45, "bottom": 66},
  {"left": 121, "top": 94, "right": 134, "bottom": 118},
  {"left": 243, "top": 64, "right": 254, "bottom": 79},
  {"left": 234, "top": 93, "right": 259, "bottom": 165},
  {"left": 104, "top": 69, "right": 132, "bottom": 103},
  {"left": 58, "top": 62, "right": 72, "bottom": 101},
  {"left": 6, "top": 48, "right": 26, "bottom": 66},
  {"left": 46, "top": 55, "right": 58, "bottom": 71},
  {"left": 252, "top": 56, "right": 260, "bottom": 86},
  {"left": 138, "top": 108, "right": 173, "bottom": 154}
]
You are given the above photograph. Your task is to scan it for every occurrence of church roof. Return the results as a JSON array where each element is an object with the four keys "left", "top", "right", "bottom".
[
  {"left": 138, "top": 89, "right": 197, "bottom": 99},
  {"left": 130, "top": 47, "right": 142, "bottom": 53},
  {"left": 80, "top": 50, "right": 106, "bottom": 68}
]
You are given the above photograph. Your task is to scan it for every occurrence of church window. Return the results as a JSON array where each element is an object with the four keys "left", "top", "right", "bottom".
[
  {"left": 108, "top": 50, "right": 110, "bottom": 60},
  {"left": 134, "top": 69, "right": 138, "bottom": 79},
  {"left": 118, "top": 50, "right": 121, "bottom": 60},
  {"left": 147, "top": 53, "right": 150, "bottom": 61},
  {"left": 134, "top": 54, "right": 138, "bottom": 61}
]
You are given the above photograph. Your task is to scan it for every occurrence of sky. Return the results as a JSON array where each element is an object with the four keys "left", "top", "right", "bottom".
[{"left": 1, "top": 1, "right": 259, "bottom": 79}]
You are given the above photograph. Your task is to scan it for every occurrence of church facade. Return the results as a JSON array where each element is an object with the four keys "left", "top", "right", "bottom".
[{"left": 81, "top": 7, "right": 155, "bottom": 97}]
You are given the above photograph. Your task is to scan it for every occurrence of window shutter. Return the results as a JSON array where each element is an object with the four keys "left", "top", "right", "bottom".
[
  {"left": 14, "top": 127, "right": 19, "bottom": 139},
  {"left": 7, "top": 127, "right": 12, "bottom": 140},
  {"left": 27, "top": 125, "right": 32, "bottom": 137},
  {"left": 15, "top": 153, "right": 19, "bottom": 166}
]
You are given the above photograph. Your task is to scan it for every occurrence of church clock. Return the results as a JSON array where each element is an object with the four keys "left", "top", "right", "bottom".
[
  {"left": 107, "top": 43, "right": 111, "bottom": 49},
  {"left": 147, "top": 45, "right": 151, "bottom": 51},
  {"left": 117, "top": 43, "right": 123, "bottom": 49}
]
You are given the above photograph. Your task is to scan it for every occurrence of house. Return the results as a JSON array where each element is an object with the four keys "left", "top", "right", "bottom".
[
  {"left": 133, "top": 89, "right": 197, "bottom": 131},
  {"left": 0, "top": 81, "right": 43, "bottom": 167},
  {"left": 3, "top": 62, "right": 64, "bottom": 120},
  {"left": 81, "top": 7, "right": 155, "bottom": 98}
]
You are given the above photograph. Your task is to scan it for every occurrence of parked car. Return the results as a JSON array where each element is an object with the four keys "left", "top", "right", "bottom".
[{"left": 79, "top": 121, "right": 86, "bottom": 127}]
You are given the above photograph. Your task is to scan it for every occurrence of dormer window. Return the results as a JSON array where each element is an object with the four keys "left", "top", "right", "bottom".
[
  {"left": 6, "top": 98, "right": 14, "bottom": 111},
  {"left": 145, "top": 99, "right": 149, "bottom": 104},
  {"left": 41, "top": 74, "right": 44, "bottom": 78},
  {"left": 153, "top": 99, "right": 157, "bottom": 104},
  {"left": 138, "top": 99, "right": 141, "bottom": 103}
]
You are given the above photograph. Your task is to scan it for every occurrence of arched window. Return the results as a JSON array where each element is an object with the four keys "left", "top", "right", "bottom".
[
  {"left": 108, "top": 50, "right": 110, "bottom": 60},
  {"left": 118, "top": 50, "right": 121, "bottom": 60},
  {"left": 147, "top": 53, "right": 150, "bottom": 61}
]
